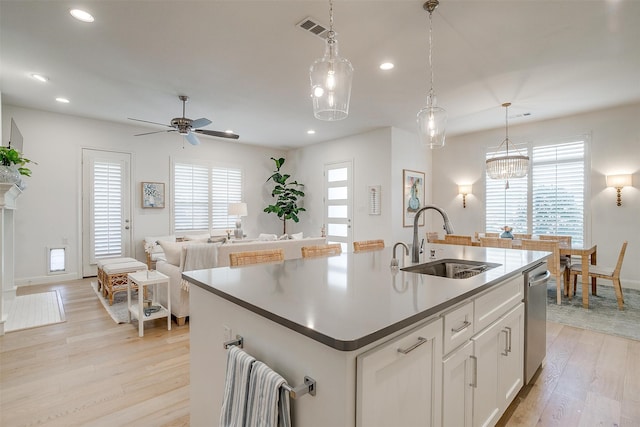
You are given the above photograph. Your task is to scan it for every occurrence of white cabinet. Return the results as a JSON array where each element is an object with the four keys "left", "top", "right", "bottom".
[
  {"left": 442, "top": 340, "right": 474, "bottom": 427},
  {"left": 471, "top": 303, "right": 524, "bottom": 427},
  {"left": 357, "top": 318, "right": 443, "bottom": 427}
]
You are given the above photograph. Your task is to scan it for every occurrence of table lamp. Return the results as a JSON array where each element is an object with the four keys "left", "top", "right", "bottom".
[{"left": 228, "top": 202, "right": 248, "bottom": 239}]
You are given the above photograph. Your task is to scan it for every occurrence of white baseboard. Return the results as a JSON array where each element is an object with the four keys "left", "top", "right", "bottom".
[{"left": 15, "top": 272, "right": 81, "bottom": 287}]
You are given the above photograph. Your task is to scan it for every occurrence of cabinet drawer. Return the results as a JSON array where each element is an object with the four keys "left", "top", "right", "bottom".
[
  {"left": 442, "top": 301, "right": 474, "bottom": 355},
  {"left": 474, "top": 275, "right": 523, "bottom": 332}
]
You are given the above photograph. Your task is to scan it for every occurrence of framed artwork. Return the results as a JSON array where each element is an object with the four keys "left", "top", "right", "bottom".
[
  {"left": 141, "top": 182, "right": 165, "bottom": 208},
  {"left": 403, "top": 169, "right": 425, "bottom": 227}
]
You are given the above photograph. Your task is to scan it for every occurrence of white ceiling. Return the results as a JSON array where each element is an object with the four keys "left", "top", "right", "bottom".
[{"left": 2, "top": 0, "right": 639, "bottom": 150}]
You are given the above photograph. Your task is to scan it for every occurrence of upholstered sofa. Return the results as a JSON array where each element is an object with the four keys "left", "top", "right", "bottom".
[{"left": 155, "top": 236, "right": 327, "bottom": 325}]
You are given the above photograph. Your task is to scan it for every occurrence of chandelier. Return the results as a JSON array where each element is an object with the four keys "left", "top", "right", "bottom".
[
  {"left": 417, "top": 0, "right": 447, "bottom": 149},
  {"left": 486, "top": 102, "right": 529, "bottom": 182},
  {"left": 309, "top": 0, "right": 354, "bottom": 121}
]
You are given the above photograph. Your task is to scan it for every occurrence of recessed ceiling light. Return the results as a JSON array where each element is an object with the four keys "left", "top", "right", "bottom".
[
  {"left": 307, "top": 130, "right": 316, "bottom": 135},
  {"left": 225, "top": 129, "right": 234, "bottom": 134},
  {"left": 379, "top": 62, "right": 394, "bottom": 71},
  {"left": 70, "top": 9, "right": 94, "bottom": 23},
  {"left": 30, "top": 73, "right": 49, "bottom": 82},
  {"left": 56, "top": 97, "right": 70, "bottom": 104}
]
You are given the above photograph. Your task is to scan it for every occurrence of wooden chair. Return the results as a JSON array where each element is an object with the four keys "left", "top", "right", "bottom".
[
  {"left": 569, "top": 241, "right": 627, "bottom": 310},
  {"left": 229, "top": 249, "right": 284, "bottom": 267},
  {"left": 426, "top": 232, "right": 439, "bottom": 243},
  {"left": 301, "top": 244, "right": 342, "bottom": 258},
  {"left": 513, "top": 233, "right": 532, "bottom": 239},
  {"left": 479, "top": 237, "right": 513, "bottom": 248},
  {"left": 353, "top": 239, "right": 385, "bottom": 252},
  {"left": 443, "top": 234, "right": 473, "bottom": 246},
  {"left": 521, "top": 239, "right": 568, "bottom": 305},
  {"left": 475, "top": 232, "right": 499, "bottom": 239},
  {"left": 539, "top": 235, "right": 572, "bottom": 247}
]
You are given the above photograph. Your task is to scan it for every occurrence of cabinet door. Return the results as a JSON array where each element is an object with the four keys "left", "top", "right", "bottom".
[
  {"left": 442, "top": 340, "right": 473, "bottom": 427},
  {"left": 471, "top": 318, "right": 502, "bottom": 427},
  {"left": 357, "top": 318, "right": 443, "bottom": 427},
  {"left": 498, "top": 303, "right": 524, "bottom": 408}
]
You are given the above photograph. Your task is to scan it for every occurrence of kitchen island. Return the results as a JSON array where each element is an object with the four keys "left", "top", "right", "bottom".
[{"left": 185, "top": 244, "right": 548, "bottom": 427}]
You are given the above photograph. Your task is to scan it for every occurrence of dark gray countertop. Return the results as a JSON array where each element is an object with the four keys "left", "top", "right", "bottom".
[{"left": 183, "top": 244, "right": 548, "bottom": 351}]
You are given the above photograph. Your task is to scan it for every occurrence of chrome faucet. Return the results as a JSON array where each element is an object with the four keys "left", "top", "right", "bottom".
[
  {"left": 390, "top": 242, "right": 410, "bottom": 267},
  {"left": 412, "top": 205, "right": 455, "bottom": 263}
]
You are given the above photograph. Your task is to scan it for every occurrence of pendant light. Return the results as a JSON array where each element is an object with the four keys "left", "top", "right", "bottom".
[
  {"left": 417, "top": 0, "right": 447, "bottom": 149},
  {"left": 486, "top": 102, "right": 530, "bottom": 185},
  {"left": 309, "top": 0, "right": 354, "bottom": 121}
]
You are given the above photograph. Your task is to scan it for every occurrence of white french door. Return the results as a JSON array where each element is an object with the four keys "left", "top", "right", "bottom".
[
  {"left": 324, "top": 161, "right": 353, "bottom": 252},
  {"left": 82, "top": 149, "right": 132, "bottom": 277}
]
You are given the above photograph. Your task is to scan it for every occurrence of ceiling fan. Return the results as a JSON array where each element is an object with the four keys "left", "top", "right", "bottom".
[{"left": 128, "top": 95, "right": 239, "bottom": 145}]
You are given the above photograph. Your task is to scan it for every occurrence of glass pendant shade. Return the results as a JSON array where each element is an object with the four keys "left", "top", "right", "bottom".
[
  {"left": 417, "top": 95, "right": 447, "bottom": 149},
  {"left": 310, "top": 38, "right": 353, "bottom": 121}
]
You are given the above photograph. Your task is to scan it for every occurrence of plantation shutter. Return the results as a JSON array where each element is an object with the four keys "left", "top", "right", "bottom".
[
  {"left": 93, "top": 161, "right": 123, "bottom": 258},
  {"left": 211, "top": 167, "right": 242, "bottom": 230},
  {"left": 174, "top": 163, "right": 209, "bottom": 232},
  {"left": 485, "top": 148, "right": 528, "bottom": 234},
  {"left": 532, "top": 141, "right": 585, "bottom": 246}
]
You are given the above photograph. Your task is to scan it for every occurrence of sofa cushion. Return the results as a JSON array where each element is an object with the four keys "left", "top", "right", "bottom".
[
  {"left": 258, "top": 233, "right": 278, "bottom": 241},
  {"left": 290, "top": 232, "right": 303, "bottom": 240},
  {"left": 184, "top": 233, "right": 211, "bottom": 242},
  {"left": 158, "top": 240, "right": 192, "bottom": 266},
  {"left": 145, "top": 234, "right": 175, "bottom": 254}
]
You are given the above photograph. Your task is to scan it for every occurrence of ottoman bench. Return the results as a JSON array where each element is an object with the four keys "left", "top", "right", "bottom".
[{"left": 101, "top": 260, "right": 147, "bottom": 305}]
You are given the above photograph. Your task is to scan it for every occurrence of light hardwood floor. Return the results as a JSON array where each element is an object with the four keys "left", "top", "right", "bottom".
[{"left": 2, "top": 279, "right": 639, "bottom": 426}]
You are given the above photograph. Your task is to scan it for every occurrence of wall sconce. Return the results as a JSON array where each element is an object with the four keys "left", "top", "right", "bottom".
[
  {"left": 606, "top": 174, "right": 632, "bottom": 206},
  {"left": 458, "top": 184, "right": 472, "bottom": 208}
]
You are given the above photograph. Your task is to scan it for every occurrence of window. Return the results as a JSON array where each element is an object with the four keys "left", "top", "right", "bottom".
[
  {"left": 485, "top": 139, "right": 586, "bottom": 245},
  {"left": 93, "top": 160, "right": 123, "bottom": 258},
  {"left": 174, "top": 162, "right": 243, "bottom": 233}
]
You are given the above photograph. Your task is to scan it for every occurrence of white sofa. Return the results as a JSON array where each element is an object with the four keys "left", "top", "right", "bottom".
[{"left": 155, "top": 237, "right": 327, "bottom": 324}]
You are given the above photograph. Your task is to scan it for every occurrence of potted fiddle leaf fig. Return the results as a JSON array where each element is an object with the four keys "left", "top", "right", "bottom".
[
  {"left": 264, "top": 157, "right": 305, "bottom": 235},
  {"left": 0, "top": 146, "right": 36, "bottom": 185}
]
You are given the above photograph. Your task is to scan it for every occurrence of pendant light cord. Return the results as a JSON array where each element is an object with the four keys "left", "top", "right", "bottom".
[
  {"left": 428, "top": 9, "right": 435, "bottom": 101},
  {"left": 328, "top": 0, "right": 335, "bottom": 41}
]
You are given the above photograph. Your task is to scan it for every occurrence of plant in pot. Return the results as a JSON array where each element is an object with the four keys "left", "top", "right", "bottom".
[
  {"left": 264, "top": 157, "right": 305, "bottom": 235},
  {"left": 0, "top": 146, "right": 36, "bottom": 188}
]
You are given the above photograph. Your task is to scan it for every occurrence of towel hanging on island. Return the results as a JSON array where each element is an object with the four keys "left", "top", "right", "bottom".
[
  {"left": 245, "top": 361, "right": 292, "bottom": 427},
  {"left": 220, "top": 346, "right": 256, "bottom": 427}
]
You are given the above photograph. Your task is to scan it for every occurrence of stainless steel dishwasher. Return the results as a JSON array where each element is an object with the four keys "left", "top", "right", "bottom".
[{"left": 523, "top": 262, "right": 550, "bottom": 384}]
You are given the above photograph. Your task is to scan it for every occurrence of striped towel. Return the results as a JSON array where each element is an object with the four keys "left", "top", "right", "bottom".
[
  {"left": 245, "top": 361, "right": 292, "bottom": 427},
  {"left": 220, "top": 346, "right": 256, "bottom": 427}
]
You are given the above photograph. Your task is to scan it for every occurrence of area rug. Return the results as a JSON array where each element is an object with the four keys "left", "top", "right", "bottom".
[
  {"left": 90, "top": 281, "right": 131, "bottom": 324},
  {"left": 546, "top": 282, "right": 640, "bottom": 341},
  {"left": 5, "top": 290, "right": 66, "bottom": 332}
]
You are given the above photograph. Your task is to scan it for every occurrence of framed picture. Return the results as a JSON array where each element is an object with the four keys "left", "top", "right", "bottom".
[
  {"left": 141, "top": 182, "right": 165, "bottom": 208},
  {"left": 403, "top": 169, "right": 425, "bottom": 227}
]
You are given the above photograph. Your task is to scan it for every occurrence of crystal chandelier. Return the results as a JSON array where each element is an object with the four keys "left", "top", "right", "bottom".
[
  {"left": 417, "top": 0, "right": 447, "bottom": 149},
  {"left": 309, "top": 0, "right": 354, "bottom": 121},
  {"left": 486, "top": 102, "right": 529, "bottom": 183}
]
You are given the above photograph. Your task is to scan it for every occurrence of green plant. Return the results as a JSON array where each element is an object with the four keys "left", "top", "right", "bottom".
[
  {"left": 0, "top": 146, "right": 36, "bottom": 176},
  {"left": 264, "top": 157, "right": 305, "bottom": 234}
]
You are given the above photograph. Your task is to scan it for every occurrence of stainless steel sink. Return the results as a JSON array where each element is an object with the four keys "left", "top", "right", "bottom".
[{"left": 401, "top": 259, "right": 501, "bottom": 279}]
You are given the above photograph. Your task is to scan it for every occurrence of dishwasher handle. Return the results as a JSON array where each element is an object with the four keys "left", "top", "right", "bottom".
[{"left": 529, "top": 270, "right": 550, "bottom": 287}]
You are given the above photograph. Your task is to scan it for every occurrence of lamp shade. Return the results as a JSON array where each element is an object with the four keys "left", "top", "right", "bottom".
[
  {"left": 458, "top": 184, "right": 472, "bottom": 195},
  {"left": 228, "top": 202, "right": 247, "bottom": 217},
  {"left": 606, "top": 174, "right": 632, "bottom": 188}
]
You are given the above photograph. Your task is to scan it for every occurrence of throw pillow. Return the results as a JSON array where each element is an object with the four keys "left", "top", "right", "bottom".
[
  {"left": 208, "top": 236, "right": 228, "bottom": 244},
  {"left": 278, "top": 234, "right": 288, "bottom": 240},
  {"left": 158, "top": 240, "right": 191, "bottom": 266},
  {"left": 258, "top": 233, "right": 278, "bottom": 241},
  {"left": 290, "top": 232, "right": 303, "bottom": 240},
  {"left": 184, "top": 233, "right": 211, "bottom": 242},
  {"left": 144, "top": 234, "right": 175, "bottom": 254}
]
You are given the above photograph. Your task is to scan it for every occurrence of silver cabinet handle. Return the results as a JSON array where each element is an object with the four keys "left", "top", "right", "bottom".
[
  {"left": 505, "top": 326, "right": 512, "bottom": 353},
  {"left": 469, "top": 355, "right": 477, "bottom": 388},
  {"left": 451, "top": 320, "right": 471, "bottom": 333},
  {"left": 397, "top": 336, "right": 427, "bottom": 354},
  {"left": 501, "top": 329, "right": 509, "bottom": 356}
]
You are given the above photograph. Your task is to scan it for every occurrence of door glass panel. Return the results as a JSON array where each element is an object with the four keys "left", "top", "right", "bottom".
[
  {"left": 328, "top": 223, "right": 348, "bottom": 237},
  {"left": 328, "top": 205, "right": 348, "bottom": 218},
  {"left": 327, "top": 167, "right": 348, "bottom": 182},
  {"left": 328, "top": 186, "right": 348, "bottom": 200}
]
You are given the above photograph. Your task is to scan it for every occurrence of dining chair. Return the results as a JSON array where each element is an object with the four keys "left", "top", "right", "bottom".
[
  {"left": 569, "top": 241, "right": 627, "bottom": 310},
  {"left": 521, "top": 239, "right": 568, "bottom": 305},
  {"left": 353, "top": 239, "right": 385, "bottom": 252},
  {"left": 443, "top": 234, "right": 473, "bottom": 246},
  {"left": 229, "top": 248, "right": 285, "bottom": 267},
  {"left": 426, "top": 232, "right": 439, "bottom": 243},
  {"left": 301, "top": 243, "right": 342, "bottom": 258},
  {"left": 479, "top": 237, "right": 513, "bottom": 248},
  {"left": 513, "top": 233, "right": 532, "bottom": 239},
  {"left": 539, "top": 235, "right": 573, "bottom": 266}
]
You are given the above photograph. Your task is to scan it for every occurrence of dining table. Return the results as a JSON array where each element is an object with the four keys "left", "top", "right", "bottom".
[{"left": 431, "top": 237, "right": 598, "bottom": 308}]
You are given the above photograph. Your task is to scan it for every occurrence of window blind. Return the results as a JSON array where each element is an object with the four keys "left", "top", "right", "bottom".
[
  {"left": 212, "top": 167, "right": 242, "bottom": 230},
  {"left": 93, "top": 161, "right": 122, "bottom": 258}
]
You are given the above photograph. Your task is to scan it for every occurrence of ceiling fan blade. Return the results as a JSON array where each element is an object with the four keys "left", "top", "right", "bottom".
[
  {"left": 191, "top": 118, "right": 212, "bottom": 128},
  {"left": 128, "top": 117, "right": 173, "bottom": 128},
  {"left": 185, "top": 132, "right": 201, "bottom": 146},
  {"left": 195, "top": 129, "right": 240, "bottom": 139},
  {"left": 134, "top": 129, "right": 176, "bottom": 136}
]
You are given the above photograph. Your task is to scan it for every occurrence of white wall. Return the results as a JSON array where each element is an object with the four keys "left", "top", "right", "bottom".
[
  {"left": 2, "top": 105, "right": 284, "bottom": 285},
  {"left": 288, "top": 126, "right": 431, "bottom": 248},
  {"left": 431, "top": 102, "right": 640, "bottom": 288}
]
